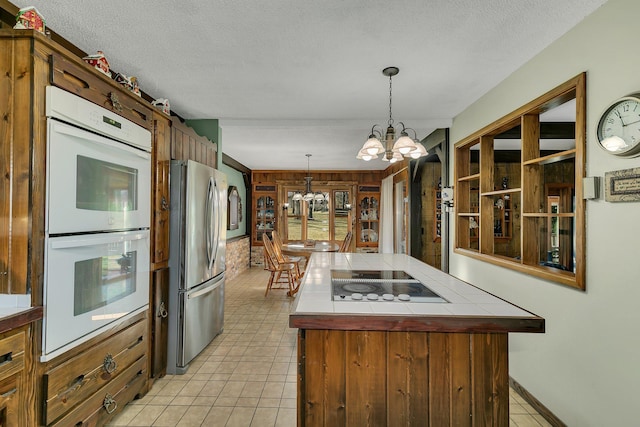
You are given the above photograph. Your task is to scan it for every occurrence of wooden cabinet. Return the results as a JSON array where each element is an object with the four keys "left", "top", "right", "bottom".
[
  {"left": 356, "top": 185, "right": 380, "bottom": 249},
  {"left": 42, "top": 315, "right": 148, "bottom": 426},
  {"left": 151, "top": 112, "right": 171, "bottom": 267},
  {"left": 170, "top": 117, "right": 217, "bottom": 168},
  {"left": 151, "top": 268, "right": 169, "bottom": 379},
  {"left": 252, "top": 184, "right": 277, "bottom": 245},
  {"left": 0, "top": 29, "right": 152, "bottom": 425},
  {"left": 0, "top": 328, "right": 26, "bottom": 426}
]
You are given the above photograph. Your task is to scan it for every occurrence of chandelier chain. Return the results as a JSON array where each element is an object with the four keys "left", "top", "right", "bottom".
[{"left": 388, "top": 74, "right": 393, "bottom": 126}]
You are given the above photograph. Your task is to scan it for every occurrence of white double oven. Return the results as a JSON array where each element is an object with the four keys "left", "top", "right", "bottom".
[{"left": 42, "top": 86, "right": 152, "bottom": 361}]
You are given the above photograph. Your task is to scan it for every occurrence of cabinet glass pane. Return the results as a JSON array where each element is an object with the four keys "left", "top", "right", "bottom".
[{"left": 358, "top": 195, "right": 379, "bottom": 244}]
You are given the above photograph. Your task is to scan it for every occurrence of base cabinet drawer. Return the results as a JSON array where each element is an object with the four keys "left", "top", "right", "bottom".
[
  {"left": 0, "top": 373, "right": 20, "bottom": 426},
  {"left": 50, "top": 356, "right": 147, "bottom": 427},
  {"left": 43, "top": 319, "right": 148, "bottom": 425}
]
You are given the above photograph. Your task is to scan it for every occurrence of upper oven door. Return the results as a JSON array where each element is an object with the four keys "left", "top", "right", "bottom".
[{"left": 46, "top": 119, "right": 151, "bottom": 234}]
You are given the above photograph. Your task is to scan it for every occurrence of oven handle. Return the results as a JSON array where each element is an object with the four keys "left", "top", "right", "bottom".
[
  {"left": 49, "top": 231, "right": 149, "bottom": 249},
  {"left": 51, "top": 122, "right": 151, "bottom": 159}
]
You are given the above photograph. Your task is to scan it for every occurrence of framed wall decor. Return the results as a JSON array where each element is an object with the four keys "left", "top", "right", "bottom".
[
  {"left": 228, "top": 186, "right": 241, "bottom": 230},
  {"left": 605, "top": 167, "right": 640, "bottom": 202}
]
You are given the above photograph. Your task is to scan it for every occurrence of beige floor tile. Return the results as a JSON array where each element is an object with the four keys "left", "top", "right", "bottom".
[
  {"left": 153, "top": 405, "right": 189, "bottom": 426},
  {"left": 510, "top": 414, "right": 543, "bottom": 427},
  {"left": 176, "top": 405, "right": 212, "bottom": 427},
  {"left": 201, "top": 406, "right": 233, "bottom": 426},
  {"left": 274, "top": 408, "right": 296, "bottom": 427},
  {"left": 107, "top": 403, "right": 144, "bottom": 426},
  {"left": 225, "top": 407, "right": 256, "bottom": 427},
  {"left": 172, "top": 396, "right": 197, "bottom": 406},
  {"left": 220, "top": 381, "right": 247, "bottom": 398},
  {"left": 250, "top": 407, "right": 278, "bottom": 427},
  {"left": 261, "top": 382, "right": 285, "bottom": 399},
  {"left": 128, "top": 405, "right": 165, "bottom": 426},
  {"left": 240, "top": 381, "right": 266, "bottom": 398}
]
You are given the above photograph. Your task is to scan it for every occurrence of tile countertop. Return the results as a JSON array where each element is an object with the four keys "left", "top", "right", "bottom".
[
  {"left": 0, "top": 294, "right": 43, "bottom": 335},
  {"left": 289, "top": 253, "right": 545, "bottom": 333}
]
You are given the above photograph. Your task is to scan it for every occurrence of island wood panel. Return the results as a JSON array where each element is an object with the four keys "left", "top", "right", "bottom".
[
  {"left": 387, "top": 332, "right": 429, "bottom": 425},
  {"left": 299, "top": 329, "right": 509, "bottom": 427}
]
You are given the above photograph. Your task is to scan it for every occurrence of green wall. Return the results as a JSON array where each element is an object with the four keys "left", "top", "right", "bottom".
[{"left": 185, "top": 119, "right": 247, "bottom": 239}]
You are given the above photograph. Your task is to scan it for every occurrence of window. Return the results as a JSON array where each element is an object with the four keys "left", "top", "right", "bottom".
[
  {"left": 454, "top": 73, "right": 585, "bottom": 290},
  {"left": 281, "top": 186, "right": 353, "bottom": 242}
]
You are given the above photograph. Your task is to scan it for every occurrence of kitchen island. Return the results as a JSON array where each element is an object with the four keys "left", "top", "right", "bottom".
[{"left": 289, "top": 253, "right": 544, "bottom": 427}]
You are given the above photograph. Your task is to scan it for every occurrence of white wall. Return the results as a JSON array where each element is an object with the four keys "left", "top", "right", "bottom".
[{"left": 449, "top": 0, "right": 640, "bottom": 425}]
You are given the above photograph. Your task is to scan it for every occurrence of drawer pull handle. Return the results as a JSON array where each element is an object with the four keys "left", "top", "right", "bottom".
[
  {"left": 103, "top": 393, "right": 117, "bottom": 414},
  {"left": 103, "top": 354, "right": 117, "bottom": 374},
  {"left": 158, "top": 301, "right": 168, "bottom": 318},
  {"left": 0, "top": 387, "right": 16, "bottom": 398},
  {"left": 161, "top": 196, "right": 170, "bottom": 211},
  {"left": 0, "top": 352, "right": 12, "bottom": 366}
]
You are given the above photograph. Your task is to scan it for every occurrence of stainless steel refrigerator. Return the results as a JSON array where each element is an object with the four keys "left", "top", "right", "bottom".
[{"left": 167, "top": 159, "right": 227, "bottom": 374}]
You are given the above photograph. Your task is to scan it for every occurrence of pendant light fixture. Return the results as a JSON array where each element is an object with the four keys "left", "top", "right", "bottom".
[
  {"left": 302, "top": 154, "right": 315, "bottom": 202},
  {"left": 357, "top": 67, "right": 428, "bottom": 163}
]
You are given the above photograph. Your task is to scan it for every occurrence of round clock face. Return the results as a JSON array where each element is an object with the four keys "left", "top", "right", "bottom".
[{"left": 597, "top": 95, "right": 640, "bottom": 157}]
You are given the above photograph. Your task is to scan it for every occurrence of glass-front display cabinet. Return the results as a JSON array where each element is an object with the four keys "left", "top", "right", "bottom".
[
  {"left": 253, "top": 184, "right": 276, "bottom": 245},
  {"left": 356, "top": 185, "right": 380, "bottom": 249}
]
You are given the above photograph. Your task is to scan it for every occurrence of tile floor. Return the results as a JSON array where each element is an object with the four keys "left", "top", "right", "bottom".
[{"left": 108, "top": 267, "right": 551, "bottom": 427}]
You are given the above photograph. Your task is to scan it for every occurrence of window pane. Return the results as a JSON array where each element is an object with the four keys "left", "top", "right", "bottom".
[
  {"left": 334, "top": 191, "right": 350, "bottom": 241},
  {"left": 307, "top": 192, "right": 329, "bottom": 240},
  {"left": 286, "top": 190, "right": 303, "bottom": 241}
]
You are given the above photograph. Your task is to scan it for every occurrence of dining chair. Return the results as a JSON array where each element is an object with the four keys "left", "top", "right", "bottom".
[
  {"left": 339, "top": 231, "right": 353, "bottom": 253},
  {"left": 271, "top": 231, "right": 304, "bottom": 278},
  {"left": 262, "top": 234, "right": 299, "bottom": 296}
]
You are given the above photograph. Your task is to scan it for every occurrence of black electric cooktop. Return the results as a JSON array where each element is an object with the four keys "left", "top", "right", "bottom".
[{"left": 331, "top": 270, "right": 446, "bottom": 303}]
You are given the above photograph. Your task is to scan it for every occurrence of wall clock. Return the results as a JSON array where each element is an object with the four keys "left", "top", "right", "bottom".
[{"left": 596, "top": 93, "right": 640, "bottom": 157}]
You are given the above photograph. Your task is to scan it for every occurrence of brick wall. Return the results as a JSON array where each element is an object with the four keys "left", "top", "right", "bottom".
[{"left": 225, "top": 236, "right": 250, "bottom": 282}]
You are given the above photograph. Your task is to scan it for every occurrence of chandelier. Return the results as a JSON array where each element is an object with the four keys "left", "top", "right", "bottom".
[
  {"left": 292, "top": 154, "right": 324, "bottom": 202},
  {"left": 357, "top": 67, "right": 428, "bottom": 163}
]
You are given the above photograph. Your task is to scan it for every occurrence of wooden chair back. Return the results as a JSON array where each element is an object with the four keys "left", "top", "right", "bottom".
[{"left": 339, "top": 231, "right": 353, "bottom": 252}]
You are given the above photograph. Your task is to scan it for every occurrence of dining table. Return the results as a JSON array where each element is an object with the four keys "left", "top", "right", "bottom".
[{"left": 281, "top": 240, "right": 340, "bottom": 265}]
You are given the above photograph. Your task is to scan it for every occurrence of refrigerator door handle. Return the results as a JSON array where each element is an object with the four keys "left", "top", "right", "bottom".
[
  {"left": 188, "top": 278, "right": 223, "bottom": 299},
  {"left": 211, "top": 178, "right": 221, "bottom": 265},
  {"left": 206, "top": 177, "right": 215, "bottom": 270}
]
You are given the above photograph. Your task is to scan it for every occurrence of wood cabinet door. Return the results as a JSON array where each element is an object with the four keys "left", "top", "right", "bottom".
[
  {"left": 152, "top": 113, "right": 171, "bottom": 266},
  {"left": 151, "top": 268, "right": 169, "bottom": 378}
]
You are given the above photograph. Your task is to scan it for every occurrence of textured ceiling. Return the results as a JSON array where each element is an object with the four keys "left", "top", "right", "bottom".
[{"left": 11, "top": 0, "right": 607, "bottom": 170}]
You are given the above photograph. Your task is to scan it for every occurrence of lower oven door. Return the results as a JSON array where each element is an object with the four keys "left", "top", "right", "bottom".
[{"left": 42, "top": 230, "right": 150, "bottom": 361}]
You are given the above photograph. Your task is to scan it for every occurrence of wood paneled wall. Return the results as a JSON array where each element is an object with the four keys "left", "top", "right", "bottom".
[
  {"left": 252, "top": 170, "right": 384, "bottom": 184},
  {"left": 170, "top": 117, "right": 217, "bottom": 168}
]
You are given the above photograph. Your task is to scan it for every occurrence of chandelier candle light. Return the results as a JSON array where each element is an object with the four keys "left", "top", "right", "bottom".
[{"left": 357, "top": 67, "right": 428, "bottom": 163}]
